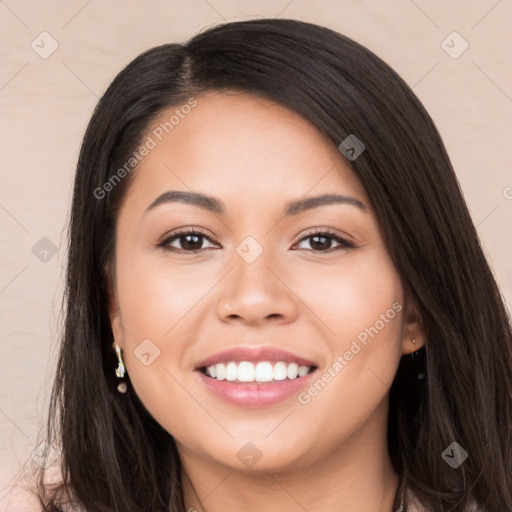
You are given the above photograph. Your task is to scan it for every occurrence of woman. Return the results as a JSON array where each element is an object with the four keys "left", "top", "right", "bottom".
[{"left": 10, "top": 18, "right": 512, "bottom": 511}]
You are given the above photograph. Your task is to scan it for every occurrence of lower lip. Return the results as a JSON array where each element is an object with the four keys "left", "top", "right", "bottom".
[{"left": 196, "top": 369, "right": 318, "bottom": 407}]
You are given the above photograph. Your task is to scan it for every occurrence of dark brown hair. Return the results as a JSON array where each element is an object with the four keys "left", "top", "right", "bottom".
[{"left": 22, "top": 17, "right": 512, "bottom": 511}]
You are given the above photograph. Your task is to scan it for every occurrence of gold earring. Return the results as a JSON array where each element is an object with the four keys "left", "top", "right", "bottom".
[{"left": 115, "top": 344, "right": 127, "bottom": 393}]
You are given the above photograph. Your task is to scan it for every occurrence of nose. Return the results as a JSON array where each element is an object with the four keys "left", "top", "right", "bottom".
[{"left": 216, "top": 248, "right": 299, "bottom": 327}]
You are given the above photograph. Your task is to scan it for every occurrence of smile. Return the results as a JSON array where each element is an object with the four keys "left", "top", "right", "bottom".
[
  {"left": 201, "top": 361, "right": 315, "bottom": 383},
  {"left": 194, "top": 345, "right": 319, "bottom": 407}
]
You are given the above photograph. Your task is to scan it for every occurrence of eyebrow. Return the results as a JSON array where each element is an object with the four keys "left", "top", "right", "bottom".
[{"left": 144, "top": 190, "right": 368, "bottom": 216}]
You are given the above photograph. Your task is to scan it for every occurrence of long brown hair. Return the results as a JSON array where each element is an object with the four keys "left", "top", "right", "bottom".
[{"left": 24, "top": 18, "right": 512, "bottom": 511}]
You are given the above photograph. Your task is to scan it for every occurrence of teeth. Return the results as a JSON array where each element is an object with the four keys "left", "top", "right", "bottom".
[
  {"left": 216, "top": 363, "right": 226, "bottom": 380},
  {"left": 226, "top": 362, "right": 238, "bottom": 381},
  {"left": 204, "top": 361, "right": 313, "bottom": 382},
  {"left": 255, "top": 362, "right": 273, "bottom": 382},
  {"left": 287, "top": 363, "right": 299, "bottom": 379},
  {"left": 238, "top": 361, "right": 255, "bottom": 382},
  {"left": 273, "top": 362, "right": 287, "bottom": 381},
  {"left": 298, "top": 365, "right": 310, "bottom": 377}
]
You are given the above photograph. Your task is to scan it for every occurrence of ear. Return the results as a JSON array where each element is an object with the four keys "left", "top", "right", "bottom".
[
  {"left": 105, "top": 262, "right": 124, "bottom": 352},
  {"left": 401, "top": 292, "right": 426, "bottom": 355}
]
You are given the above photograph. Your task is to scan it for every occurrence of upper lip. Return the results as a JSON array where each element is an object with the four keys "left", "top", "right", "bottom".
[{"left": 194, "top": 346, "right": 318, "bottom": 370}]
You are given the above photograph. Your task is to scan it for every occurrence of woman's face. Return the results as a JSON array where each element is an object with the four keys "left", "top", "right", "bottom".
[{"left": 109, "top": 90, "right": 422, "bottom": 473}]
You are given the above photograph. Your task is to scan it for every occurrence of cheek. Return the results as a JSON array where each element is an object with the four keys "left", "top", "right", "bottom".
[
  {"left": 293, "top": 248, "right": 403, "bottom": 343},
  {"left": 116, "top": 248, "right": 212, "bottom": 339},
  {"left": 294, "top": 250, "right": 404, "bottom": 432},
  {"left": 113, "top": 250, "right": 210, "bottom": 419}
]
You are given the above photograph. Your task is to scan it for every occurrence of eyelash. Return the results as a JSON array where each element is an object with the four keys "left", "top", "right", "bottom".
[{"left": 157, "top": 228, "right": 356, "bottom": 254}]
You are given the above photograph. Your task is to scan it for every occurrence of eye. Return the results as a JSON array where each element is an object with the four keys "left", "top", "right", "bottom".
[
  {"left": 157, "top": 228, "right": 356, "bottom": 254},
  {"left": 157, "top": 228, "right": 218, "bottom": 253},
  {"left": 293, "top": 229, "right": 356, "bottom": 252}
]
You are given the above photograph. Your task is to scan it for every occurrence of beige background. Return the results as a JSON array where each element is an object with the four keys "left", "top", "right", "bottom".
[{"left": 1, "top": 0, "right": 511, "bottom": 505}]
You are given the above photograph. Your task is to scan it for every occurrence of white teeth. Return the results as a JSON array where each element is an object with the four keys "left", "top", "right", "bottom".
[
  {"left": 273, "top": 362, "right": 287, "bottom": 381},
  {"left": 238, "top": 361, "right": 255, "bottom": 382},
  {"left": 204, "top": 361, "right": 313, "bottom": 382},
  {"left": 298, "top": 365, "right": 310, "bottom": 377},
  {"left": 215, "top": 363, "right": 226, "bottom": 380},
  {"left": 225, "top": 362, "right": 238, "bottom": 381},
  {"left": 255, "top": 362, "right": 274, "bottom": 382},
  {"left": 287, "top": 363, "right": 299, "bottom": 379}
]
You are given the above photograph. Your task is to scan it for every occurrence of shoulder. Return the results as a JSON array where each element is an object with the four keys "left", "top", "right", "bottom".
[
  {"left": 1, "top": 457, "right": 69, "bottom": 512},
  {"left": 1, "top": 481, "right": 43, "bottom": 512},
  {"left": 1, "top": 480, "right": 83, "bottom": 512}
]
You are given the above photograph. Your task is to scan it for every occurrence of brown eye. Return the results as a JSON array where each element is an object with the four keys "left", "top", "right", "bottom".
[
  {"left": 293, "top": 230, "right": 355, "bottom": 252},
  {"left": 158, "top": 230, "right": 217, "bottom": 253},
  {"left": 157, "top": 228, "right": 355, "bottom": 254}
]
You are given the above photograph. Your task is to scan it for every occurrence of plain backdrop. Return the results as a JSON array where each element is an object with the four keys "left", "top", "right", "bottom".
[{"left": 1, "top": 0, "right": 511, "bottom": 504}]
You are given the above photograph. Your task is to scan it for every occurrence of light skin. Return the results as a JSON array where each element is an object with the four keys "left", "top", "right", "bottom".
[{"left": 109, "top": 90, "right": 425, "bottom": 512}]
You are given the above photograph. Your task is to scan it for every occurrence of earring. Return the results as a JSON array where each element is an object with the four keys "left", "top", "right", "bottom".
[
  {"left": 410, "top": 338, "right": 426, "bottom": 381},
  {"left": 115, "top": 344, "right": 127, "bottom": 393}
]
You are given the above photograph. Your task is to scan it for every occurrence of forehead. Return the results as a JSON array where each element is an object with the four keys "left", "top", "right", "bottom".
[{"left": 122, "top": 90, "right": 369, "bottom": 217}]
